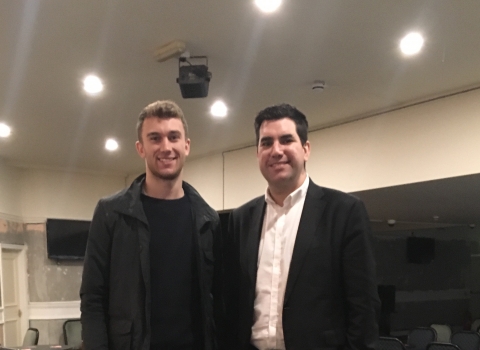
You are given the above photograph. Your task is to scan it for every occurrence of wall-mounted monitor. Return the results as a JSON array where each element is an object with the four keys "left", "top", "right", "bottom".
[
  {"left": 46, "top": 218, "right": 91, "bottom": 260},
  {"left": 407, "top": 236, "right": 435, "bottom": 264}
]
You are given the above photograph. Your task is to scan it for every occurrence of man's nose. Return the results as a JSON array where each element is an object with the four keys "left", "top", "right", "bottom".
[
  {"left": 271, "top": 141, "right": 283, "bottom": 156},
  {"left": 159, "top": 138, "right": 172, "bottom": 151}
]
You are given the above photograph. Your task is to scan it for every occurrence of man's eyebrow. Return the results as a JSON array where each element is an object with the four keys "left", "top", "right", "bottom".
[
  {"left": 279, "top": 134, "right": 294, "bottom": 140},
  {"left": 146, "top": 131, "right": 160, "bottom": 137},
  {"left": 259, "top": 136, "right": 273, "bottom": 143}
]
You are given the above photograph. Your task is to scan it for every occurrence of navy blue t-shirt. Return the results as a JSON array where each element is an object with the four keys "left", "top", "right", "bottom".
[{"left": 141, "top": 193, "right": 201, "bottom": 350}]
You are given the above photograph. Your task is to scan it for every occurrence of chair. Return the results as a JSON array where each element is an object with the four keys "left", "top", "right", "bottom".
[
  {"left": 408, "top": 327, "right": 438, "bottom": 350},
  {"left": 471, "top": 319, "right": 480, "bottom": 332},
  {"left": 431, "top": 324, "right": 452, "bottom": 343},
  {"left": 22, "top": 327, "right": 39, "bottom": 346},
  {"left": 63, "top": 319, "right": 82, "bottom": 349},
  {"left": 426, "top": 343, "right": 461, "bottom": 350},
  {"left": 451, "top": 331, "right": 480, "bottom": 350},
  {"left": 377, "top": 336, "right": 407, "bottom": 350}
]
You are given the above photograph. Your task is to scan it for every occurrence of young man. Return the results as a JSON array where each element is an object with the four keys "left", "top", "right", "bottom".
[
  {"left": 224, "top": 104, "right": 380, "bottom": 350},
  {"left": 81, "top": 100, "right": 222, "bottom": 350}
]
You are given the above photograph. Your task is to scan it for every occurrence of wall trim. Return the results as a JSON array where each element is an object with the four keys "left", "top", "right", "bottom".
[
  {"left": 29, "top": 301, "right": 80, "bottom": 320},
  {"left": 0, "top": 212, "right": 23, "bottom": 223}
]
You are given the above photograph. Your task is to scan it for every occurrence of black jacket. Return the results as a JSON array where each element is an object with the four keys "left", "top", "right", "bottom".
[
  {"left": 224, "top": 180, "right": 379, "bottom": 350},
  {"left": 80, "top": 174, "right": 222, "bottom": 350}
]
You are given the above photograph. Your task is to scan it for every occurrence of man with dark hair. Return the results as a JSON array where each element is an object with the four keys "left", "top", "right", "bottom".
[
  {"left": 224, "top": 103, "right": 380, "bottom": 350},
  {"left": 81, "top": 100, "right": 222, "bottom": 350}
]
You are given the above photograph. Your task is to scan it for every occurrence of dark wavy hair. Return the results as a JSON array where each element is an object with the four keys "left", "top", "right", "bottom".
[{"left": 254, "top": 103, "right": 308, "bottom": 146}]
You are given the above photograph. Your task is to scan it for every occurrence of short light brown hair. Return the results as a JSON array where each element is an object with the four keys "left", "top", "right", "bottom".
[{"left": 136, "top": 100, "right": 188, "bottom": 141}]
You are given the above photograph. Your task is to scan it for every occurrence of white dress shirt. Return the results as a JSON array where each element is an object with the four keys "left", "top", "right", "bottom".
[{"left": 251, "top": 176, "right": 309, "bottom": 350}]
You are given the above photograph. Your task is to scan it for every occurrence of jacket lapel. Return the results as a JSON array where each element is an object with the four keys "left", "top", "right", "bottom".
[
  {"left": 243, "top": 198, "right": 266, "bottom": 287},
  {"left": 284, "top": 182, "right": 325, "bottom": 303}
]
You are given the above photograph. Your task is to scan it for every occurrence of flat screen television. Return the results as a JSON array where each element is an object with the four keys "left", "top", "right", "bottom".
[
  {"left": 406, "top": 236, "right": 435, "bottom": 264},
  {"left": 46, "top": 218, "right": 91, "bottom": 260}
]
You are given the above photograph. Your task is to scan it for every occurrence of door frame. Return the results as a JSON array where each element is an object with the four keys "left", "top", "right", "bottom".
[{"left": 0, "top": 243, "right": 29, "bottom": 345}]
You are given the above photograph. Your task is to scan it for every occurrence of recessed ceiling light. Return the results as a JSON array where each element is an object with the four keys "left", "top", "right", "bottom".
[
  {"left": 83, "top": 74, "right": 104, "bottom": 95},
  {"left": 105, "top": 138, "right": 119, "bottom": 151},
  {"left": 210, "top": 101, "right": 228, "bottom": 118},
  {"left": 400, "top": 32, "right": 424, "bottom": 56},
  {"left": 255, "top": 0, "right": 282, "bottom": 13},
  {"left": 0, "top": 123, "right": 11, "bottom": 138}
]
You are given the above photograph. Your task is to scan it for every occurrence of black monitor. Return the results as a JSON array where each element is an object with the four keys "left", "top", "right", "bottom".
[
  {"left": 407, "top": 236, "right": 435, "bottom": 264},
  {"left": 46, "top": 218, "right": 91, "bottom": 260}
]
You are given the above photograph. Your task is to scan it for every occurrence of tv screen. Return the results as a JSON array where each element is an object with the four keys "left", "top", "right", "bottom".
[
  {"left": 407, "top": 236, "right": 435, "bottom": 264},
  {"left": 46, "top": 219, "right": 91, "bottom": 260}
]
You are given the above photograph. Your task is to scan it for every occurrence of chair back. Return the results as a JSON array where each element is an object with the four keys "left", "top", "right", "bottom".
[
  {"left": 471, "top": 319, "right": 480, "bottom": 332},
  {"left": 408, "top": 327, "right": 438, "bottom": 350},
  {"left": 377, "top": 336, "right": 407, "bottom": 350},
  {"left": 431, "top": 324, "right": 452, "bottom": 343},
  {"left": 23, "top": 327, "right": 39, "bottom": 346},
  {"left": 63, "top": 319, "right": 82, "bottom": 348},
  {"left": 451, "top": 331, "right": 480, "bottom": 350},
  {"left": 426, "top": 342, "right": 461, "bottom": 350}
]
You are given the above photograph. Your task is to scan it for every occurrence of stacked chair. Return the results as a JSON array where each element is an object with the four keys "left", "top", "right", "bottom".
[
  {"left": 63, "top": 319, "right": 82, "bottom": 350},
  {"left": 430, "top": 325, "right": 452, "bottom": 344},
  {"left": 451, "top": 331, "right": 480, "bottom": 350},
  {"left": 471, "top": 319, "right": 480, "bottom": 332},
  {"left": 377, "top": 324, "right": 480, "bottom": 350},
  {"left": 426, "top": 343, "right": 461, "bottom": 350},
  {"left": 22, "top": 327, "right": 39, "bottom": 346},
  {"left": 408, "top": 327, "right": 438, "bottom": 350},
  {"left": 377, "top": 337, "right": 407, "bottom": 350}
]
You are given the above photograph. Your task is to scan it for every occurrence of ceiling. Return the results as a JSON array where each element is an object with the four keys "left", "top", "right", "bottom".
[{"left": 1, "top": 1, "right": 480, "bottom": 226}]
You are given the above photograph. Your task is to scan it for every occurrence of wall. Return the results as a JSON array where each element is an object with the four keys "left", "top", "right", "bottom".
[
  {"left": 135, "top": 88, "right": 480, "bottom": 211},
  {"left": 0, "top": 165, "right": 126, "bottom": 344},
  {"left": 0, "top": 160, "right": 23, "bottom": 220},
  {"left": 222, "top": 88, "right": 480, "bottom": 209},
  {"left": 1, "top": 88, "right": 480, "bottom": 342},
  {"left": 183, "top": 153, "right": 224, "bottom": 210},
  {"left": 20, "top": 168, "right": 126, "bottom": 221},
  {"left": 375, "top": 226, "right": 480, "bottom": 332}
]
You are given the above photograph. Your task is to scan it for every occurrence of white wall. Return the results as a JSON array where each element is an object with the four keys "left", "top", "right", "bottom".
[
  {"left": 0, "top": 160, "right": 23, "bottom": 219},
  {"left": 223, "top": 147, "right": 266, "bottom": 209},
  {"left": 20, "top": 169, "right": 126, "bottom": 221},
  {"left": 307, "top": 88, "right": 480, "bottom": 192},
  {"left": 3, "top": 88, "right": 480, "bottom": 216},
  {"left": 183, "top": 153, "right": 224, "bottom": 210},
  {"left": 221, "top": 88, "right": 480, "bottom": 209}
]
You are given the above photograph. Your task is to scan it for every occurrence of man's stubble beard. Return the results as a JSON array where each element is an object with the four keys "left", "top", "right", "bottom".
[{"left": 148, "top": 163, "right": 183, "bottom": 181}]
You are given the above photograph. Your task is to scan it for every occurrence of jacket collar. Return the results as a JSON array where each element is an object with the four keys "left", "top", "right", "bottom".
[{"left": 112, "top": 173, "right": 216, "bottom": 229}]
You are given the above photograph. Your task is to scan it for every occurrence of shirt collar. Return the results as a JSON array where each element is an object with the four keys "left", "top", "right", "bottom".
[{"left": 265, "top": 175, "right": 309, "bottom": 208}]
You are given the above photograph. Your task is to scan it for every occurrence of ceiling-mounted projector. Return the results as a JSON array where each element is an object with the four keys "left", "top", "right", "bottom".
[{"left": 176, "top": 56, "right": 212, "bottom": 98}]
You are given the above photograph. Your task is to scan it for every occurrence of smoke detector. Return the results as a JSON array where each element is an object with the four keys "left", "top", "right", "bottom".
[{"left": 312, "top": 80, "right": 326, "bottom": 91}]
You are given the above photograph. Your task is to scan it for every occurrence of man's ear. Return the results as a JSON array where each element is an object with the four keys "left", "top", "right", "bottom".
[
  {"left": 135, "top": 140, "right": 145, "bottom": 158},
  {"left": 185, "top": 138, "right": 191, "bottom": 156},
  {"left": 303, "top": 140, "right": 311, "bottom": 162}
]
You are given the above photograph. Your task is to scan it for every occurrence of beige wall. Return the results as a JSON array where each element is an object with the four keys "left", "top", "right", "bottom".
[
  {"left": 222, "top": 88, "right": 480, "bottom": 208},
  {"left": 0, "top": 160, "right": 23, "bottom": 218},
  {"left": 1, "top": 88, "right": 479, "bottom": 217},
  {"left": 307, "top": 88, "right": 480, "bottom": 192},
  {"left": 0, "top": 164, "right": 126, "bottom": 221},
  {"left": 183, "top": 153, "right": 224, "bottom": 210},
  {"left": 20, "top": 169, "right": 126, "bottom": 221}
]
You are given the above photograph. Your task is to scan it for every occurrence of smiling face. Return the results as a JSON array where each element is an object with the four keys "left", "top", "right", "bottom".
[
  {"left": 257, "top": 117, "right": 310, "bottom": 195},
  {"left": 135, "top": 116, "right": 190, "bottom": 181}
]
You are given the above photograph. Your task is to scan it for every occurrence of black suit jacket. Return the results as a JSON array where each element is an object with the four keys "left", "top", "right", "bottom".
[{"left": 223, "top": 180, "right": 380, "bottom": 350}]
